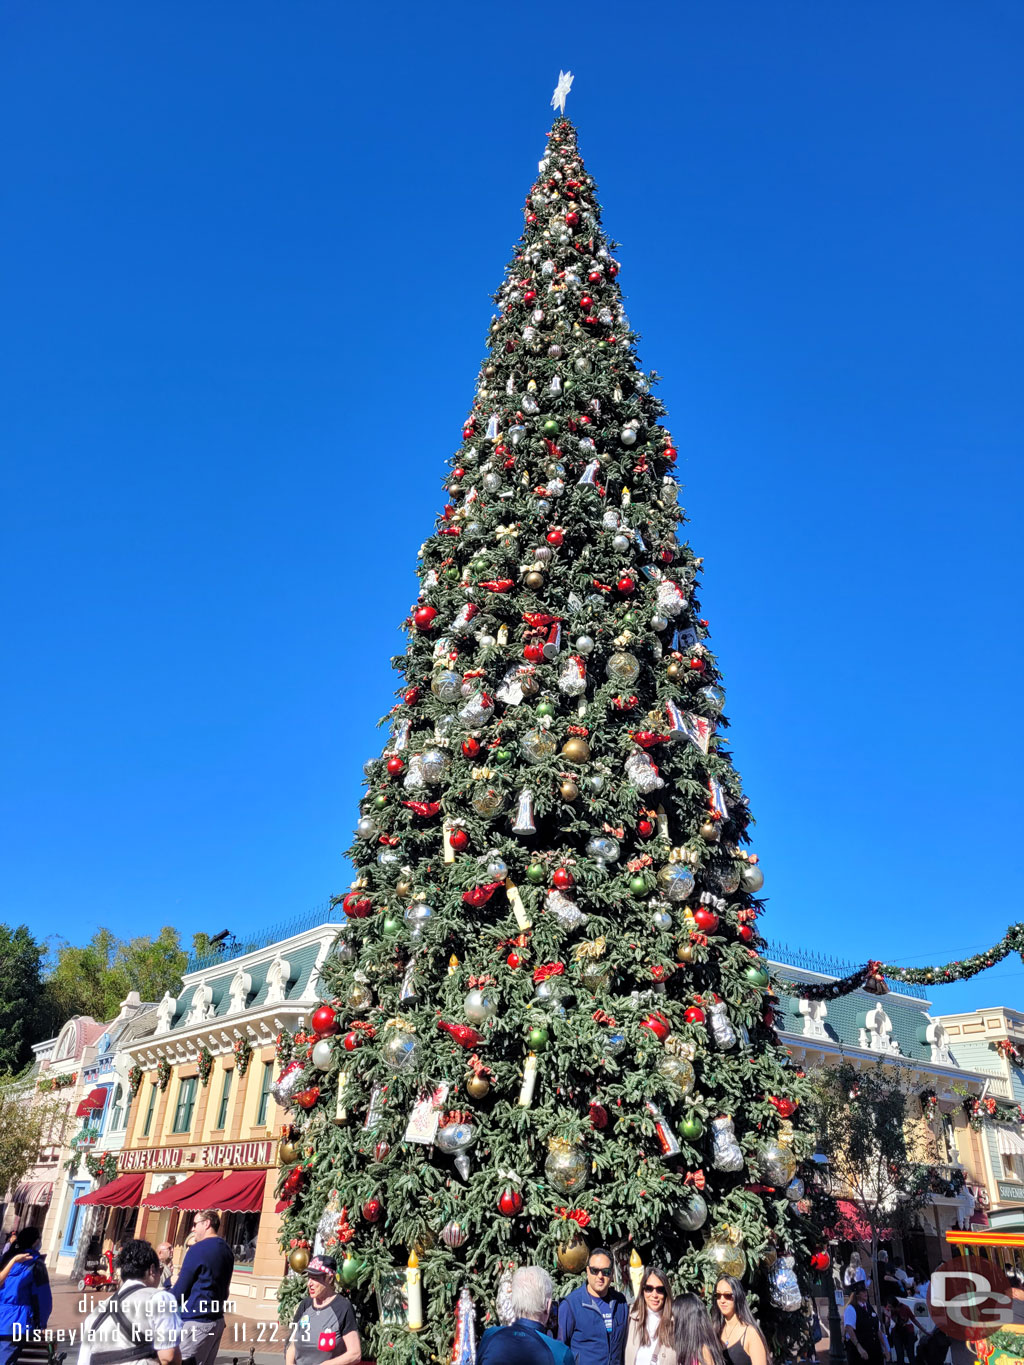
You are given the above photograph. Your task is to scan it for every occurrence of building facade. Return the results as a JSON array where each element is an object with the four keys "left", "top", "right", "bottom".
[{"left": 94, "top": 915, "right": 342, "bottom": 1320}]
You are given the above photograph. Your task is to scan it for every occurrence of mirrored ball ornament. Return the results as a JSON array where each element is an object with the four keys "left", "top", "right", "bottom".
[
  {"left": 521, "top": 729, "right": 557, "bottom": 764},
  {"left": 381, "top": 1033, "right": 420, "bottom": 1072},
  {"left": 657, "top": 865, "right": 696, "bottom": 902},
  {"left": 404, "top": 900, "right": 433, "bottom": 937},
  {"left": 356, "top": 816, "right": 377, "bottom": 840},
  {"left": 586, "top": 836, "right": 620, "bottom": 863},
  {"left": 420, "top": 749, "right": 450, "bottom": 784},
  {"left": 605, "top": 651, "right": 640, "bottom": 685},
  {"left": 672, "top": 1189, "right": 708, "bottom": 1231},
  {"left": 431, "top": 670, "right": 463, "bottom": 703},
  {"left": 464, "top": 988, "right": 499, "bottom": 1024}
]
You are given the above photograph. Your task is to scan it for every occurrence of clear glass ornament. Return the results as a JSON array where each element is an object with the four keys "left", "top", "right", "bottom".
[
  {"left": 706, "top": 1239, "right": 747, "bottom": 1279},
  {"left": 431, "top": 670, "right": 463, "bottom": 702},
  {"left": 605, "top": 651, "right": 640, "bottom": 685},
  {"left": 520, "top": 729, "right": 557, "bottom": 764},
  {"left": 544, "top": 1139, "right": 588, "bottom": 1194},
  {"left": 657, "top": 865, "right": 695, "bottom": 902},
  {"left": 656, "top": 1055, "right": 695, "bottom": 1095},
  {"left": 586, "top": 836, "right": 620, "bottom": 863},
  {"left": 381, "top": 1033, "right": 420, "bottom": 1072},
  {"left": 420, "top": 749, "right": 450, "bottom": 784},
  {"left": 757, "top": 1138, "right": 797, "bottom": 1187},
  {"left": 672, "top": 1189, "right": 708, "bottom": 1230},
  {"left": 471, "top": 786, "right": 505, "bottom": 818}
]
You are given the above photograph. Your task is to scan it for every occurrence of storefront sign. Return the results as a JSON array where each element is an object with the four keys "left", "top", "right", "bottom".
[{"left": 120, "top": 1140, "right": 275, "bottom": 1172}]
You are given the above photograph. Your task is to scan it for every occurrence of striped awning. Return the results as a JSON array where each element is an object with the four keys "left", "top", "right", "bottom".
[
  {"left": 13, "top": 1182, "right": 53, "bottom": 1207},
  {"left": 995, "top": 1124, "right": 1024, "bottom": 1157}
]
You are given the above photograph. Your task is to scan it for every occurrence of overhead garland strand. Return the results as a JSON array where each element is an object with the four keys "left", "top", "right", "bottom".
[{"left": 777, "top": 923, "right": 1024, "bottom": 1002}]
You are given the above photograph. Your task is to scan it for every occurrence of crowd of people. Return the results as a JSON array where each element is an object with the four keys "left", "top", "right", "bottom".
[{"left": 0, "top": 1225, "right": 972, "bottom": 1365}]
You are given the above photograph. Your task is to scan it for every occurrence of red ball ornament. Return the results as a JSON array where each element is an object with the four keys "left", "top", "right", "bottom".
[
  {"left": 341, "top": 892, "right": 371, "bottom": 919},
  {"left": 282, "top": 1165, "right": 305, "bottom": 1194},
  {"left": 617, "top": 576, "right": 635, "bottom": 595},
  {"left": 810, "top": 1251, "right": 831, "bottom": 1272},
  {"left": 683, "top": 1006, "right": 706, "bottom": 1025},
  {"left": 588, "top": 270, "right": 602, "bottom": 283},
  {"left": 769, "top": 1095, "right": 798, "bottom": 1119},
  {"left": 607, "top": 264, "right": 619, "bottom": 277},
  {"left": 637, "top": 819, "right": 654, "bottom": 838},
  {"left": 342, "top": 1031, "right": 361, "bottom": 1052},
  {"left": 498, "top": 1188, "right": 523, "bottom": 1216},
  {"left": 311, "top": 1005, "right": 339, "bottom": 1036},
  {"left": 693, "top": 908, "right": 720, "bottom": 934},
  {"left": 552, "top": 867, "right": 574, "bottom": 890},
  {"left": 507, "top": 951, "right": 522, "bottom": 970},
  {"left": 361, "top": 1197, "right": 383, "bottom": 1223},
  {"left": 546, "top": 529, "right": 564, "bottom": 547},
  {"left": 523, "top": 642, "right": 544, "bottom": 663},
  {"left": 462, "top": 737, "right": 481, "bottom": 758},
  {"left": 579, "top": 295, "right": 593, "bottom": 311},
  {"left": 688, "top": 657, "right": 706, "bottom": 673},
  {"left": 386, "top": 756, "right": 404, "bottom": 777},
  {"left": 523, "top": 289, "right": 537, "bottom": 303},
  {"left": 449, "top": 828, "right": 469, "bottom": 852},
  {"left": 738, "top": 924, "right": 755, "bottom": 943},
  {"left": 664, "top": 446, "right": 678, "bottom": 464},
  {"left": 413, "top": 605, "right": 438, "bottom": 632},
  {"left": 526, "top": 213, "right": 537, "bottom": 225},
  {"left": 640, "top": 1011, "right": 670, "bottom": 1041},
  {"left": 404, "top": 686, "right": 421, "bottom": 705},
  {"left": 564, "top": 211, "right": 580, "bottom": 227},
  {"left": 589, "top": 1101, "right": 609, "bottom": 1129},
  {"left": 293, "top": 1086, "right": 320, "bottom": 1110}
]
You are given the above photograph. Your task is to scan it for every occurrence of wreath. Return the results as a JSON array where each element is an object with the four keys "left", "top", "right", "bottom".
[
  {"left": 198, "top": 1046, "right": 214, "bottom": 1088},
  {"left": 233, "top": 1037, "right": 252, "bottom": 1076},
  {"left": 85, "top": 1151, "right": 118, "bottom": 1183},
  {"left": 128, "top": 1064, "right": 143, "bottom": 1099}
]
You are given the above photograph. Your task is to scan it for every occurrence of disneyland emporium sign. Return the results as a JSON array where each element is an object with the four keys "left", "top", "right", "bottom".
[{"left": 120, "top": 1140, "right": 275, "bottom": 1172}]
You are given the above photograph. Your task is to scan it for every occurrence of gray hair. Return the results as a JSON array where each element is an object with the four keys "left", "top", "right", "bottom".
[{"left": 510, "top": 1266, "right": 554, "bottom": 1321}]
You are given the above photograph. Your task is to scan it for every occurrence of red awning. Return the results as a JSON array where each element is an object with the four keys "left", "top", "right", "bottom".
[
  {"left": 143, "top": 1172, "right": 226, "bottom": 1211},
  {"left": 213, "top": 1170, "right": 267, "bottom": 1213},
  {"left": 76, "top": 1173, "right": 144, "bottom": 1207},
  {"left": 828, "top": 1199, "right": 893, "bottom": 1244},
  {"left": 75, "top": 1088, "right": 108, "bottom": 1117}
]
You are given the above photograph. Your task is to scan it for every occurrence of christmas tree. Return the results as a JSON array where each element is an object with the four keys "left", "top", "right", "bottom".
[{"left": 275, "top": 95, "right": 820, "bottom": 1363}]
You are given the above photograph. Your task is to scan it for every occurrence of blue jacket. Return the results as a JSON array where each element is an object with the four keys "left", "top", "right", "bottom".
[
  {"left": 479, "top": 1318, "right": 574, "bottom": 1365},
  {"left": 557, "top": 1285, "right": 629, "bottom": 1365},
  {"left": 172, "top": 1237, "right": 234, "bottom": 1320},
  {"left": 0, "top": 1250, "right": 52, "bottom": 1334}
]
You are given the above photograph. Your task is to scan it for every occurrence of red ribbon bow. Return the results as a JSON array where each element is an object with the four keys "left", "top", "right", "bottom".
[
  {"left": 554, "top": 1207, "right": 592, "bottom": 1228},
  {"left": 533, "top": 963, "right": 565, "bottom": 983}
]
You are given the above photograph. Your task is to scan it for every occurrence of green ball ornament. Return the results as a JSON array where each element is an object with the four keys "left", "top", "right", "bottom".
[
  {"left": 744, "top": 965, "right": 770, "bottom": 988},
  {"left": 680, "top": 1113, "right": 704, "bottom": 1139},
  {"left": 494, "top": 748, "right": 512, "bottom": 766},
  {"left": 541, "top": 419, "right": 559, "bottom": 436},
  {"left": 528, "top": 1026, "right": 550, "bottom": 1051},
  {"left": 536, "top": 701, "right": 555, "bottom": 718},
  {"left": 629, "top": 875, "right": 650, "bottom": 896},
  {"left": 340, "top": 1254, "right": 365, "bottom": 1287},
  {"left": 526, "top": 863, "right": 546, "bottom": 885},
  {"left": 470, "top": 557, "right": 489, "bottom": 575},
  {"left": 373, "top": 794, "right": 388, "bottom": 810},
  {"left": 382, "top": 916, "right": 401, "bottom": 936}
]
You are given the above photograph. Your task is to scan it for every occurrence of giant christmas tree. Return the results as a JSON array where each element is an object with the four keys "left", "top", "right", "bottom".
[{"left": 275, "top": 94, "right": 821, "bottom": 1363}]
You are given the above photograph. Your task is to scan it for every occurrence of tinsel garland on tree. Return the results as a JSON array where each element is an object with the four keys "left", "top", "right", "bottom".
[{"left": 274, "top": 110, "right": 832, "bottom": 1361}]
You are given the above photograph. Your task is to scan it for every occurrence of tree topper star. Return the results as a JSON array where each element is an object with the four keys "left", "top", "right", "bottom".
[{"left": 551, "top": 70, "right": 574, "bottom": 117}]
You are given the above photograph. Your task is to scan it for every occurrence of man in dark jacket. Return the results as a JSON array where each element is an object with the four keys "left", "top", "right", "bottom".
[
  {"left": 479, "top": 1267, "right": 573, "bottom": 1365},
  {"left": 557, "top": 1248, "right": 628, "bottom": 1365},
  {"left": 172, "top": 1210, "right": 234, "bottom": 1365}
]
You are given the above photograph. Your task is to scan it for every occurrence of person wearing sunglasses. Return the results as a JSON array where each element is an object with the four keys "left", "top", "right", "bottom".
[
  {"left": 557, "top": 1248, "right": 629, "bottom": 1365},
  {"left": 626, "top": 1267, "right": 678, "bottom": 1365},
  {"left": 710, "top": 1277, "right": 767, "bottom": 1365}
]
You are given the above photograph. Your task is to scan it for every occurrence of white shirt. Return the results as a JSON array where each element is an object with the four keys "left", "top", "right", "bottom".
[
  {"left": 635, "top": 1310, "right": 664, "bottom": 1365},
  {"left": 78, "top": 1279, "right": 182, "bottom": 1365}
]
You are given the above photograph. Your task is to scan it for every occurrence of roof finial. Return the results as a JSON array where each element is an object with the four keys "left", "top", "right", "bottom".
[{"left": 551, "top": 70, "right": 574, "bottom": 118}]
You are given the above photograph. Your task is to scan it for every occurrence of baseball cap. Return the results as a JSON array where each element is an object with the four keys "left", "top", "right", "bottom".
[{"left": 305, "top": 1255, "right": 337, "bottom": 1279}]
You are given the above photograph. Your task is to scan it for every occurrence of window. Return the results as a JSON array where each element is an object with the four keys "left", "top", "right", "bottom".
[
  {"left": 109, "top": 1085, "right": 124, "bottom": 1132},
  {"left": 222, "top": 1210, "right": 260, "bottom": 1269},
  {"left": 255, "top": 1061, "right": 274, "bottom": 1126},
  {"left": 215, "top": 1068, "right": 233, "bottom": 1130},
  {"left": 171, "top": 1077, "right": 197, "bottom": 1134},
  {"left": 142, "top": 1084, "right": 157, "bottom": 1137}
]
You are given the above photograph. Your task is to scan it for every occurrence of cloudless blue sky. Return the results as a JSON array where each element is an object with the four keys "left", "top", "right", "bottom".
[{"left": 2, "top": 2, "right": 1022, "bottom": 1014}]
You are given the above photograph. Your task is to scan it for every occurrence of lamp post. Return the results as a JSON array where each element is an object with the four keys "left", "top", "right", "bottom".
[{"left": 825, "top": 1264, "right": 845, "bottom": 1365}]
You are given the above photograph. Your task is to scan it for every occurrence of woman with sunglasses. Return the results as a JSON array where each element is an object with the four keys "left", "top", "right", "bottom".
[
  {"left": 626, "top": 1267, "right": 677, "bottom": 1365},
  {"left": 672, "top": 1293, "right": 725, "bottom": 1365},
  {"left": 710, "top": 1278, "right": 768, "bottom": 1365}
]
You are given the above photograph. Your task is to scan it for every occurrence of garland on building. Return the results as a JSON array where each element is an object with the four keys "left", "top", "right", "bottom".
[
  {"left": 85, "top": 1151, "right": 118, "bottom": 1183},
  {"left": 156, "top": 1058, "right": 171, "bottom": 1091},
  {"left": 274, "top": 1031, "right": 294, "bottom": 1065},
  {"left": 233, "top": 1037, "right": 253, "bottom": 1076},
  {"left": 37, "top": 1072, "right": 77, "bottom": 1092},
  {"left": 127, "top": 1064, "right": 143, "bottom": 1099},
  {"left": 197, "top": 1045, "right": 214, "bottom": 1087},
  {"left": 995, "top": 1039, "right": 1024, "bottom": 1069}
]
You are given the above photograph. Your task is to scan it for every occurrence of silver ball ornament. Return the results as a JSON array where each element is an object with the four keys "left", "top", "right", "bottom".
[{"left": 575, "top": 635, "right": 595, "bottom": 655}]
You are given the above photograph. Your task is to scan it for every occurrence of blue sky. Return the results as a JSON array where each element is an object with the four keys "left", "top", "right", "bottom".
[{"left": 2, "top": 2, "right": 1022, "bottom": 1014}]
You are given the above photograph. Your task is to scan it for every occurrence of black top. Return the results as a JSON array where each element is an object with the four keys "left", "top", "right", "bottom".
[{"left": 725, "top": 1329, "right": 753, "bottom": 1365}]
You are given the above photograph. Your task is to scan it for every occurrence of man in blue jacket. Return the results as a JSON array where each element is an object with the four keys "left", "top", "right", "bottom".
[
  {"left": 557, "top": 1248, "right": 628, "bottom": 1365},
  {"left": 479, "top": 1267, "right": 573, "bottom": 1365},
  {"left": 172, "top": 1210, "right": 234, "bottom": 1365}
]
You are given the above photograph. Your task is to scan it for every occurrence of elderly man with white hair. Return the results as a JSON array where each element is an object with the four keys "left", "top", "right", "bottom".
[{"left": 478, "top": 1266, "right": 574, "bottom": 1365}]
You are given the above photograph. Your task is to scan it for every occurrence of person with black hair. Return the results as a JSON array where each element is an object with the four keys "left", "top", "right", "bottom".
[
  {"left": 843, "top": 1283, "right": 889, "bottom": 1365},
  {"left": 0, "top": 1228, "right": 51, "bottom": 1365},
  {"left": 672, "top": 1293, "right": 725, "bottom": 1365},
  {"left": 711, "top": 1278, "right": 768, "bottom": 1365},
  {"left": 557, "top": 1247, "right": 629, "bottom": 1365},
  {"left": 78, "top": 1238, "right": 181, "bottom": 1365},
  {"left": 626, "top": 1267, "right": 678, "bottom": 1365}
]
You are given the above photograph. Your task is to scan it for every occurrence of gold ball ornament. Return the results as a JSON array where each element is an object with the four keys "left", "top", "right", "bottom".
[
  {"left": 288, "top": 1247, "right": 310, "bottom": 1273},
  {"left": 556, "top": 1230, "right": 590, "bottom": 1273},
  {"left": 279, "top": 1138, "right": 300, "bottom": 1165},
  {"left": 465, "top": 1073, "right": 491, "bottom": 1100},
  {"left": 525, "top": 571, "right": 545, "bottom": 590},
  {"left": 699, "top": 820, "right": 719, "bottom": 841},
  {"left": 561, "top": 736, "right": 591, "bottom": 764},
  {"left": 396, "top": 876, "right": 413, "bottom": 898},
  {"left": 676, "top": 942, "right": 695, "bottom": 964},
  {"left": 412, "top": 1229, "right": 436, "bottom": 1257},
  {"left": 560, "top": 779, "right": 579, "bottom": 801},
  {"left": 666, "top": 661, "right": 683, "bottom": 680}
]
